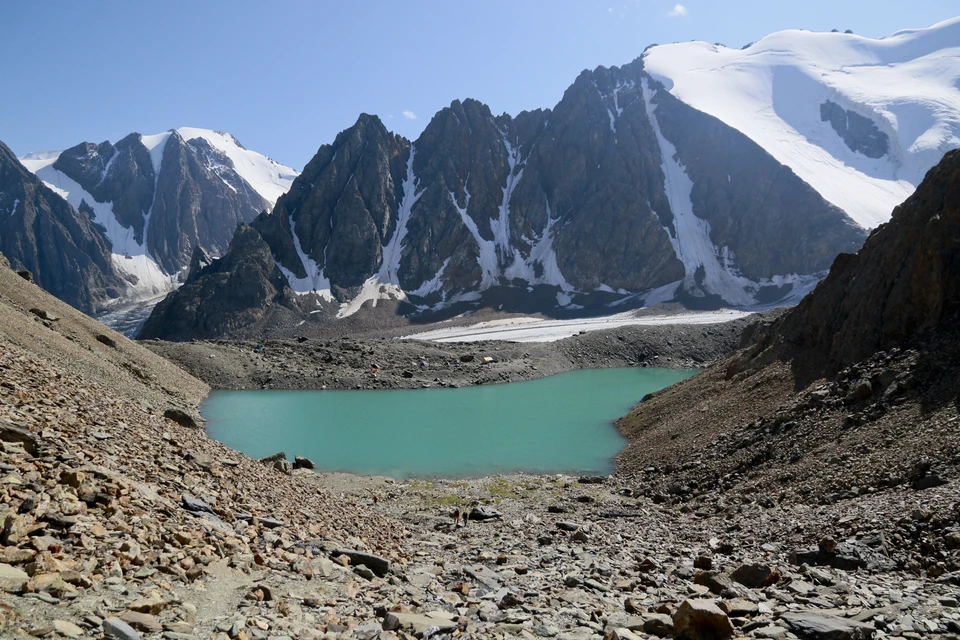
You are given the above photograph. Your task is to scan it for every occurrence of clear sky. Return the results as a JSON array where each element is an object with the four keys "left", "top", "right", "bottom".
[{"left": 3, "top": 1, "right": 957, "bottom": 170}]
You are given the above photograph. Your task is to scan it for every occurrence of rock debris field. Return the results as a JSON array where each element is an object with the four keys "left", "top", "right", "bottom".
[{"left": 1, "top": 333, "right": 959, "bottom": 639}]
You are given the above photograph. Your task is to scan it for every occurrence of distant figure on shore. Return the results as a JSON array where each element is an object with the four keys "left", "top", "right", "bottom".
[
  {"left": 452, "top": 508, "right": 461, "bottom": 528},
  {"left": 372, "top": 494, "right": 378, "bottom": 505}
]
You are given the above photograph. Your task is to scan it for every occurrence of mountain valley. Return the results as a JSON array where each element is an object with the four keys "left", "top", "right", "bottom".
[{"left": 0, "top": 13, "right": 959, "bottom": 640}]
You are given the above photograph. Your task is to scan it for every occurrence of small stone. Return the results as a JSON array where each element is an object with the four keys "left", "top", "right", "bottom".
[
  {"left": 103, "top": 617, "right": 141, "bottom": 640},
  {"left": 52, "top": 620, "right": 84, "bottom": 638},
  {"left": 119, "top": 611, "right": 162, "bottom": 633}
]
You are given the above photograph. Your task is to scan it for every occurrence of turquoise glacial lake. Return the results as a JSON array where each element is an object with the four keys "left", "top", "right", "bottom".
[{"left": 202, "top": 367, "right": 696, "bottom": 479}]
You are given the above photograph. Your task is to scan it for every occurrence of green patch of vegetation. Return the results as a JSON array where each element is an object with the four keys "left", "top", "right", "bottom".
[
  {"left": 403, "top": 478, "right": 437, "bottom": 491},
  {"left": 431, "top": 494, "right": 466, "bottom": 507}
]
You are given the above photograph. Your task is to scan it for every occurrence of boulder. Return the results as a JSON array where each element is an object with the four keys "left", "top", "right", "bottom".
[
  {"left": 780, "top": 612, "right": 875, "bottom": 639},
  {"left": 259, "top": 452, "right": 287, "bottom": 465},
  {"left": 0, "top": 421, "right": 40, "bottom": 455},
  {"left": 52, "top": 620, "right": 84, "bottom": 638},
  {"left": 103, "top": 617, "right": 140, "bottom": 640},
  {"left": 29, "top": 308, "right": 59, "bottom": 321},
  {"left": 643, "top": 613, "right": 675, "bottom": 637},
  {"left": 730, "top": 563, "right": 779, "bottom": 588},
  {"left": 118, "top": 611, "right": 162, "bottom": 633},
  {"left": 293, "top": 455, "right": 316, "bottom": 470},
  {"left": 790, "top": 546, "right": 866, "bottom": 570},
  {"left": 96, "top": 334, "right": 118, "bottom": 348},
  {"left": 382, "top": 611, "right": 458, "bottom": 635},
  {"left": 673, "top": 599, "right": 734, "bottom": 640},
  {"left": 469, "top": 506, "right": 502, "bottom": 521},
  {"left": 163, "top": 407, "right": 201, "bottom": 429},
  {"left": 331, "top": 549, "right": 389, "bottom": 577},
  {"left": 694, "top": 571, "right": 739, "bottom": 597}
]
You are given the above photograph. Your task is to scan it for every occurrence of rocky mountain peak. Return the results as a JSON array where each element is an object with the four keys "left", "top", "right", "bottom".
[{"left": 0, "top": 141, "right": 125, "bottom": 313}]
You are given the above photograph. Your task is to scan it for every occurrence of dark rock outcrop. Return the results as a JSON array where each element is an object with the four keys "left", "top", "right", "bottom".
[
  {"left": 138, "top": 224, "right": 301, "bottom": 341},
  {"left": 267, "top": 114, "right": 409, "bottom": 290},
  {"left": 0, "top": 141, "right": 125, "bottom": 314},
  {"left": 54, "top": 134, "right": 156, "bottom": 243},
  {"left": 820, "top": 100, "right": 889, "bottom": 159}
]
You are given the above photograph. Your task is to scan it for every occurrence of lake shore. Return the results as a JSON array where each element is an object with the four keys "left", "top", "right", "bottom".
[{"left": 143, "top": 311, "right": 762, "bottom": 391}]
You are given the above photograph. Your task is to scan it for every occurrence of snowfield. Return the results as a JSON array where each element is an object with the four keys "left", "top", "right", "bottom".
[
  {"left": 643, "top": 17, "right": 960, "bottom": 228},
  {"left": 175, "top": 128, "right": 297, "bottom": 205},
  {"left": 401, "top": 309, "right": 752, "bottom": 343}
]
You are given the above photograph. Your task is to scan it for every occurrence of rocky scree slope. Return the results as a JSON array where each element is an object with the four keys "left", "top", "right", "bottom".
[
  {"left": 18, "top": 129, "right": 297, "bottom": 308},
  {"left": 0, "top": 142, "right": 125, "bottom": 315},
  {"left": 0, "top": 254, "right": 410, "bottom": 637},
  {"left": 615, "top": 150, "right": 960, "bottom": 514},
  {"left": 140, "top": 58, "right": 867, "bottom": 341}
]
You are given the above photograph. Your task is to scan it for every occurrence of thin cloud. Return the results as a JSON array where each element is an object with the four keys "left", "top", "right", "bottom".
[
  {"left": 668, "top": 3, "right": 687, "bottom": 17},
  {"left": 401, "top": 110, "right": 417, "bottom": 120}
]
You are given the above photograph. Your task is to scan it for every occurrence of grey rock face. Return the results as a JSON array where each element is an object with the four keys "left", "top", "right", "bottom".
[
  {"left": 820, "top": 100, "right": 889, "bottom": 159},
  {"left": 147, "top": 132, "right": 270, "bottom": 273},
  {"left": 652, "top": 81, "right": 865, "bottom": 280},
  {"left": 0, "top": 141, "right": 125, "bottom": 314},
  {"left": 54, "top": 134, "right": 156, "bottom": 242},
  {"left": 267, "top": 114, "right": 408, "bottom": 291}
]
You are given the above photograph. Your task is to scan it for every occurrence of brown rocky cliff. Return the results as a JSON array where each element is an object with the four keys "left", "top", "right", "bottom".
[{"left": 748, "top": 148, "right": 960, "bottom": 383}]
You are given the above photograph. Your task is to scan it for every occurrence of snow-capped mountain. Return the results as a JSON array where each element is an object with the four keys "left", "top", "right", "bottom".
[
  {"left": 20, "top": 128, "right": 298, "bottom": 306},
  {"left": 141, "top": 66, "right": 870, "bottom": 339},
  {"left": 643, "top": 17, "right": 960, "bottom": 228}
]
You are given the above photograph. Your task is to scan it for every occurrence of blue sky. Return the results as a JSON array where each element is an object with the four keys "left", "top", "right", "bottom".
[{"left": 3, "top": 1, "right": 957, "bottom": 170}]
